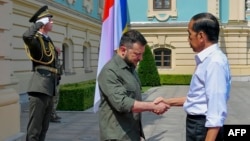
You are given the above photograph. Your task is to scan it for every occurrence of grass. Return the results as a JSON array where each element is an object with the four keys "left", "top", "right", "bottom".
[{"left": 142, "top": 86, "right": 153, "bottom": 93}]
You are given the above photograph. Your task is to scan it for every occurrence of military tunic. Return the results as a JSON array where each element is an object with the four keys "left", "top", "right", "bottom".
[{"left": 23, "top": 22, "right": 59, "bottom": 96}]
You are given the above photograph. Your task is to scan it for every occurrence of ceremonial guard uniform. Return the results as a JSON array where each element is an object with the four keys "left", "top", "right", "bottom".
[{"left": 23, "top": 5, "right": 62, "bottom": 141}]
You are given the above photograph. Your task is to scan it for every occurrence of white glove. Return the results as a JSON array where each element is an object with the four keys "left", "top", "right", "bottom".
[{"left": 36, "top": 17, "right": 49, "bottom": 25}]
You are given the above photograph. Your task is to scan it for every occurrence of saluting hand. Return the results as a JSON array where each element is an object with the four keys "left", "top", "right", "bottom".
[{"left": 36, "top": 17, "right": 50, "bottom": 25}]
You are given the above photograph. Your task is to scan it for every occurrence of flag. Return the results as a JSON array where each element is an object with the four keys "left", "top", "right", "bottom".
[{"left": 93, "top": 0, "right": 128, "bottom": 113}]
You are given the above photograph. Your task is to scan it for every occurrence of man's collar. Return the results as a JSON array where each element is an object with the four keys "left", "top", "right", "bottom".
[
  {"left": 114, "top": 54, "right": 134, "bottom": 71},
  {"left": 195, "top": 44, "right": 219, "bottom": 64}
]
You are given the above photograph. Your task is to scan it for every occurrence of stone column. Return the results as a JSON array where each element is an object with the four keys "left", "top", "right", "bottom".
[
  {"left": 229, "top": 0, "right": 245, "bottom": 21},
  {"left": 207, "top": 0, "right": 219, "bottom": 18},
  {"left": 0, "top": 0, "right": 23, "bottom": 140}
]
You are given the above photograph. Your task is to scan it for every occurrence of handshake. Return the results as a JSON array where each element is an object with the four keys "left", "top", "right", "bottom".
[{"left": 151, "top": 97, "right": 170, "bottom": 115}]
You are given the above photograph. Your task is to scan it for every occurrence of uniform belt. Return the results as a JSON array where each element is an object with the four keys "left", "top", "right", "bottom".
[{"left": 35, "top": 65, "right": 58, "bottom": 74}]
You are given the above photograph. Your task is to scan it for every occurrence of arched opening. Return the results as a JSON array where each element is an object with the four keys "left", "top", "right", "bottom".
[{"left": 154, "top": 48, "right": 172, "bottom": 68}]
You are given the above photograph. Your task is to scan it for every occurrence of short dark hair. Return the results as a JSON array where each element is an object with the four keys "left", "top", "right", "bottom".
[
  {"left": 191, "top": 12, "right": 220, "bottom": 43},
  {"left": 119, "top": 30, "right": 147, "bottom": 48}
]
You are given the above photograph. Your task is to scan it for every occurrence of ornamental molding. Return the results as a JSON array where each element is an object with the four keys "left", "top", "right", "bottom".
[
  {"left": 83, "top": 0, "right": 93, "bottom": 13},
  {"left": 67, "top": 0, "right": 76, "bottom": 5}
]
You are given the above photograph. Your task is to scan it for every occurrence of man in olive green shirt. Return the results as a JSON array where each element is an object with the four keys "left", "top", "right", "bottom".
[{"left": 98, "top": 30, "right": 169, "bottom": 141}]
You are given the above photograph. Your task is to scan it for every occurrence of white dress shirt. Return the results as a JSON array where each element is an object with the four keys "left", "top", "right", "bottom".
[{"left": 183, "top": 44, "right": 231, "bottom": 127}]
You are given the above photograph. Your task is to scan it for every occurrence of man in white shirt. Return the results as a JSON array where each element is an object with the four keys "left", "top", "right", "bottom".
[{"left": 155, "top": 12, "right": 231, "bottom": 141}]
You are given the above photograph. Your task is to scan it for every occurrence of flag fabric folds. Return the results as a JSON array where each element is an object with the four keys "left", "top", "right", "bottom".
[{"left": 93, "top": 0, "right": 128, "bottom": 113}]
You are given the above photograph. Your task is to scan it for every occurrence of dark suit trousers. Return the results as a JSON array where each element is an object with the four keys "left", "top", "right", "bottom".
[
  {"left": 26, "top": 93, "right": 53, "bottom": 141},
  {"left": 186, "top": 115, "right": 224, "bottom": 141}
]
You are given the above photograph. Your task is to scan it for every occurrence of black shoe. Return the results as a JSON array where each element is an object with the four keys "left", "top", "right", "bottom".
[
  {"left": 50, "top": 117, "right": 61, "bottom": 123},
  {"left": 55, "top": 115, "right": 61, "bottom": 120}
]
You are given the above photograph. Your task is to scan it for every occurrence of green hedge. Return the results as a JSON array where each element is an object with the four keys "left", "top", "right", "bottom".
[
  {"left": 56, "top": 75, "right": 192, "bottom": 111},
  {"left": 57, "top": 80, "right": 95, "bottom": 111},
  {"left": 160, "top": 74, "right": 192, "bottom": 85}
]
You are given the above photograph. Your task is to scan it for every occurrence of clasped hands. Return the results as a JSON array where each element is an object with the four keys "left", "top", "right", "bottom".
[
  {"left": 152, "top": 97, "right": 169, "bottom": 115},
  {"left": 55, "top": 47, "right": 61, "bottom": 56}
]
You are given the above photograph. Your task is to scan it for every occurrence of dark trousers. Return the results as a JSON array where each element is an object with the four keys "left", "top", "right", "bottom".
[
  {"left": 186, "top": 115, "right": 224, "bottom": 141},
  {"left": 26, "top": 93, "right": 53, "bottom": 141}
]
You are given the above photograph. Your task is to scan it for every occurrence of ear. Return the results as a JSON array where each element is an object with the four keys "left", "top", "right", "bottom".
[
  {"left": 198, "top": 31, "right": 207, "bottom": 40},
  {"left": 198, "top": 31, "right": 207, "bottom": 47},
  {"left": 119, "top": 46, "right": 127, "bottom": 57},
  {"left": 120, "top": 46, "right": 127, "bottom": 53}
]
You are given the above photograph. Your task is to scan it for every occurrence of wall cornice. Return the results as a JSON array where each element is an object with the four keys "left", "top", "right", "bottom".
[
  {"left": 15, "top": 0, "right": 101, "bottom": 27},
  {"left": 221, "top": 25, "right": 250, "bottom": 34},
  {"left": 130, "top": 22, "right": 188, "bottom": 27}
]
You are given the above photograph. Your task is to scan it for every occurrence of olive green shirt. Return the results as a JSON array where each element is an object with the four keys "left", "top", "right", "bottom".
[{"left": 98, "top": 54, "right": 144, "bottom": 141}]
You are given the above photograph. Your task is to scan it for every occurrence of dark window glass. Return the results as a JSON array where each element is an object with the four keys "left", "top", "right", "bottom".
[
  {"left": 155, "top": 56, "right": 161, "bottom": 60},
  {"left": 154, "top": 48, "right": 172, "bottom": 67},
  {"left": 156, "top": 62, "right": 161, "bottom": 66},
  {"left": 154, "top": 0, "right": 171, "bottom": 9}
]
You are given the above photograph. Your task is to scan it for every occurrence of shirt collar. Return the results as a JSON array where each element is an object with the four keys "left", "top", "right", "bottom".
[
  {"left": 114, "top": 54, "right": 135, "bottom": 71},
  {"left": 38, "top": 31, "right": 47, "bottom": 37},
  {"left": 195, "top": 44, "right": 219, "bottom": 65}
]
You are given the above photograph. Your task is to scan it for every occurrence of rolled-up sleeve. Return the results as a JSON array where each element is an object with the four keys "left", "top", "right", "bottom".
[{"left": 205, "top": 61, "right": 230, "bottom": 127}]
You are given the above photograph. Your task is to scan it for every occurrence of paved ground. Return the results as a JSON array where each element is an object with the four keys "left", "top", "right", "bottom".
[{"left": 20, "top": 81, "right": 250, "bottom": 141}]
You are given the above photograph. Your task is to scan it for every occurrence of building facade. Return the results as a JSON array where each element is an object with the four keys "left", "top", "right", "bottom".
[
  {"left": 1, "top": 0, "right": 250, "bottom": 140},
  {"left": 129, "top": 0, "right": 250, "bottom": 81},
  {"left": 0, "top": 0, "right": 103, "bottom": 140}
]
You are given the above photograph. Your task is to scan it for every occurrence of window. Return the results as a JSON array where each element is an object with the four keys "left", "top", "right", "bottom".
[
  {"left": 83, "top": 42, "right": 92, "bottom": 73},
  {"left": 154, "top": 0, "right": 171, "bottom": 9},
  {"left": 154, "top": 48, "right": 171, "bottom": 67},
  {"left": 62, "top": 43, "right": 68, "bottom": 72},
  {"left": 62, "top": 42, "right": 74, "bottom": 74},
  {"left": 148, "top": 0, "right": 177, "bottom": 21}
]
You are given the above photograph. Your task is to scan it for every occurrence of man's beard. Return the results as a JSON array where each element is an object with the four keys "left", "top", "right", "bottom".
[{"left": 124, "top": 55, "right": 135, "bottom": 68}]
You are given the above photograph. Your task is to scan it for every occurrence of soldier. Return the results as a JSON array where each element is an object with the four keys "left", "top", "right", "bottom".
[{"left": 23, "top": 5, "right": 62, "bottom": 141}]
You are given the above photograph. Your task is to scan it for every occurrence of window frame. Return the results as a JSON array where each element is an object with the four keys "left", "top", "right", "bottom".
[
  {"left": 153, "top": 0, "right": 171, "bottom": 10},
  {"left": 154, "top": 48, "right": 172, "bottom": 68},
  {"left": 147, "top": 0, "right": 177, "bottom": 21}
]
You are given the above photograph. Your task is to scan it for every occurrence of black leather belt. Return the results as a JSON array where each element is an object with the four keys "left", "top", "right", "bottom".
[
  {"left": 35, "top": 65, "right": 58, "bottom": 74},
  {"left": 187, "top": 114, "right": 206, "bottom": 119}
]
